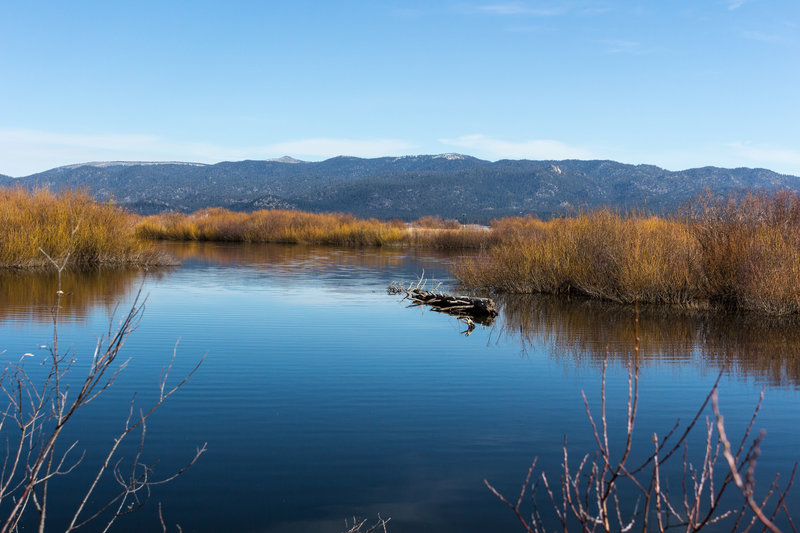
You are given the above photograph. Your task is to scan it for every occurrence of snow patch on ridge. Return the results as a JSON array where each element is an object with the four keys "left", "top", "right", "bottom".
[
  {"left": 57, "top": 161, "right": 207, "bottom": 170},
  {"left": 433, "top": 153, "right": 467, "bottom": 160}
]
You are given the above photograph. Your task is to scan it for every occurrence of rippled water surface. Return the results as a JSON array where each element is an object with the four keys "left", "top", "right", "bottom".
[{"left": 1, "top": 242, "right": 799, "bottom": 532}]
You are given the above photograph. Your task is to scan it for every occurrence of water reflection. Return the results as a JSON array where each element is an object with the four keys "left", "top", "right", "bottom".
[
  {"left": 495, "top": 294, "right": 800, "bottom": 386},
  {"left": 2, "top": 242, "right": 799, "bottom": 532},
  {"left": 0, "top": 269, "right": 155, "bottom": 323},
  {"left": 162, "top": 240, "right": 452, "bottom": 267},
  {"left": 4, "top": 242, "right": 800, "bottom": 386},
  {"left": 159, "top": 240, "right": 460, "bottom": 290}
]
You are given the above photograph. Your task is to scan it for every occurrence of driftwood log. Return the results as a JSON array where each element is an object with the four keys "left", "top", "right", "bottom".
[{"left": 388, "top": 280, "right": 498, "bottom": 334}]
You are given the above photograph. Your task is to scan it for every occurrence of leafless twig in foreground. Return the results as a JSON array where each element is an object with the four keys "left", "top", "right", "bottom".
[
  {"left": 0, "top": 220, "right": 204, "bottom": 531},
  {"left": 486, "top": 309, "right": 797, "bottom": 532},
  {"left": 343, "top": 515, "right": 391, "bottom": 533}
]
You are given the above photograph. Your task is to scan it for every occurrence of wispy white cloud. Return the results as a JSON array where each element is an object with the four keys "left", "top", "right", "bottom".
[
  {"left": 438, "top": 134, "right": 595, "bottom": 160},
  {"left": 595, "top": 39, "right": 648, "bottom": 54},
  {"left": 390, "top": 7, "right": 427, "bottom": 17},
  {"left": 0, "top": 130, "right": 160, "bottom": 152},
  {"left": 728, "top": 0, "right": 750, "bottom": 10},
  {"left": 0, "top": 129, "right": 171, "bottom": 176},
  {"left": 504, "top": 24, "right": 553, "bottom": 33},
  {"left": 0, "top": 128, "right": 416, "bottom": 176},
  {"left": 265, "top": 138, "right": 415, "bottom": 159},
  {"left": 742, "top": 30, "right": 793, "bottom": 44},
  {"left": 579, "top": 6, "right": 611, "bottom": 16},
  {"left": 473, "top": 2, "right": 564, "bottom": 16},
  {"left": 472, "top": 2, "right": 611, "bottom": 16},
  {"left": 727, "top": 142, "right": 800, "bottom": 170}
]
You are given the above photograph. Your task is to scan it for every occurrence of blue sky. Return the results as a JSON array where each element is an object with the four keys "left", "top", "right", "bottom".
[{"left": 1, "top": 1, "right": 798, "bottom": 176}]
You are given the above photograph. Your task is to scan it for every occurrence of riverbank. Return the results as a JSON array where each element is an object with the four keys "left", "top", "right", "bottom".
[
  {"left": 454, "top": 191, "right": 800, "bottom": 316},
  {"left": 135, "top": 208, "right": 495, "bottom": 249},
  {"left": 8, "top": 187, "right": 800, "bottom": 317},
  {"left": 0, "top": 188, "right": 172, "bottom": 270}
]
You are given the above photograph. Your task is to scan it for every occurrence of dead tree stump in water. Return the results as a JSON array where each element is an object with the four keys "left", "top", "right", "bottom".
[{"left": 388, "top": 280, "right": 498, "bottom": 335}]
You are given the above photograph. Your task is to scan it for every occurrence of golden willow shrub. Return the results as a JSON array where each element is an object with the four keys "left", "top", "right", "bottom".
[
  {"left": 455, "top": 193, "right": 800, "bottom": 316},
  {"left": 136, "top": 209, "right": 406, "bottom": 245},
  {"left": 0, "top": 187, "right": 167, "bottom": 269},
  {"left": 135, "top": 209, "right": 495, "bottom": 249},
  {"left": 688, "top": 190, "right": 800, "bottom": 314},
  {"left": 455, "top": 211, "right": 699, "bottom": 305},
  {"left": 412, "top": 215, "right": 461, "bottom": 229}
]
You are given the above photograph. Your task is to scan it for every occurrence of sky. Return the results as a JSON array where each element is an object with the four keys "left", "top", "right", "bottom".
[{"left": 0, "top": 0, "right": 798, "bottom": 177}]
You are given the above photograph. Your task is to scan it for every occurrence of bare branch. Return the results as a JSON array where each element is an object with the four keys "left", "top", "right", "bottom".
[{"left": 712, "top": 390, "right": 781, "bottom": 533}]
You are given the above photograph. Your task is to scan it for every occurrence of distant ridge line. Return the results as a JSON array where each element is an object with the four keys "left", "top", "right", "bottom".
[
  {"left": 2, "top": 154, "right": 799, "bottom": 221},
  {"left": 7, "top": 154, "right": 799, "bottom": 177}
]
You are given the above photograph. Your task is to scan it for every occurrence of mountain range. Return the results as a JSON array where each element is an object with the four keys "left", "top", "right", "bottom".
[{"left": 2, "top": 154, "right": 798, "bottom": 222}]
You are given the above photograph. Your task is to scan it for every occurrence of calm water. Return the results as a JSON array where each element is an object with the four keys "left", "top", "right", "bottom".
[{"left": 1, "top": 242, "right": 799, "bottom": 532}]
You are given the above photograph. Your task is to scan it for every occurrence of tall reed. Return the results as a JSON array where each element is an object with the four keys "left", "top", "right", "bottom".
[
  {"left": 135, "top": 208, "right": 495, "bottom": 249},
  {"left": 135, "top": 208, "right": 406, "bottom": 245},
  {"left": 688, "top": 190, "right": 800, "bottom": 314},
  {"left": 455, "top": 211, "right": 699, "bottom": 304},
  {"left": 0, "top": 187, "right": 169, "bottom": 269},
  {"left": 454, "top": 192, "right": 800, "bottom": 315}
]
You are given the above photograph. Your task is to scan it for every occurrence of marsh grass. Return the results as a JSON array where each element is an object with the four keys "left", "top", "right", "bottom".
[
  {"left": 0, "top": 187, "right": 170, "bottom": 269},
  {"left": 688, "top": 190, "right": 800, "bottom": 314},
  {"left": 136, "top": 208, "right": 407, "bottom": 245},
  {"left": 455, "top": 192, "right": 800, "bottom": 315},
  {"left": 455, "top": 211, "right": 698, "bottom": 304},
  {"left": 135, "top": 208, "right": 496, "bottom": 249},
  {"left": 411, "top": 215, "right": 462, "bottom": 229},
  {"left": 11, "top": 187, "right": 800, "bottom": 314}
]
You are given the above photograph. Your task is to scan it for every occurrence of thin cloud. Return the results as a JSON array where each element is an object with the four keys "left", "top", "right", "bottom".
[
  {"left": 390, "top": 7, "right": 426, "bottom": 17},
  {"left": 504, "top": 23, "right": 557, "bottom": 33},
  {"left": 474, "top": 3, "right": 564, "bottom": 16},
  {"left": 728, "top": 0, "right": 750, "bottom": 10},
  {"left": 595, "top": 39, "right": 647, "bottom": 54},
  {"left": 742, "top": 30, "right": 793, "bottom": 44},
  {"left": 266, "top": 138, "right": 415, "bottom": 159},
  {"left": 727, "top": 142, "right": 800, "bottom": 170},
  {"left": 439, "top": 134, "right": 594, "bottom": 160},
  {"left": 0, "top": 129, "right": 160, "bottom": 152},
  {"left": 580, "top": 6, "right": 611, "bottom": 15}
]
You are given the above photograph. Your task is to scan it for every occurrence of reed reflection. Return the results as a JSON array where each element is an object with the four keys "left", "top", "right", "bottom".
[
  {"left": 160, "top": 240, "right": 461, "bottom": 269},
  {"left": 158, "top": 241, "right": 460, "bottom": 291},
  {"left": 495, "top": 294, "right": 800, "bottom": 386},
  {"left": 0, "top": 269, "right": 155, "bottom": 324}
]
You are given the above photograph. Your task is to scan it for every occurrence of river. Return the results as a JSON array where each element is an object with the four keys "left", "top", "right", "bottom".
[{"left": 1, "top": 242, "right": 798, "bottom": 532}]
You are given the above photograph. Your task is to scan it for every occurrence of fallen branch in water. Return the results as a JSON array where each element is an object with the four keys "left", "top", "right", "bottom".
[{"left": 388, "top": 277, "right": 498, "bottom": 334}]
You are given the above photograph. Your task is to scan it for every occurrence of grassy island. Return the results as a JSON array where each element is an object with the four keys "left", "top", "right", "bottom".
[
  {"left": 135, "top": 209, "right": 495, "bottom": 249},
  {"left": 454, "top": 192, "right": 800, "bottom": 315}
]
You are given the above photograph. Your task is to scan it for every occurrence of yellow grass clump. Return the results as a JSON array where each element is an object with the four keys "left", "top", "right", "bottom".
[
  {"left": 688, "top": 190, "right": 800, "bottom": 314},
  {"left": 0, "top": 187, "right": 170, "bottom": 269},
  {"left": 455, "top": 211, "right": 698, "bottom": 305},
  {"left": 454, "top": 192, "right": 800, "bottom": 315},
  {"left": 136, "top": 209, "right": 406, "bottom": 246},
  {"left": 135, "top": 209, "right": 496, "bottom": 249}
]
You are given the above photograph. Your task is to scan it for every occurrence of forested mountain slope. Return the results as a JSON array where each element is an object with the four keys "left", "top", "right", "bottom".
[{"left": 2, "top": 155, "right": 797, "bottom": 221}]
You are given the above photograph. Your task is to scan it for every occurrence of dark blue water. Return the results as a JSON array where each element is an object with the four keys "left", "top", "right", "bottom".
[{"left": 1, "top": 242, "right": 798, "bottom": 532}]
